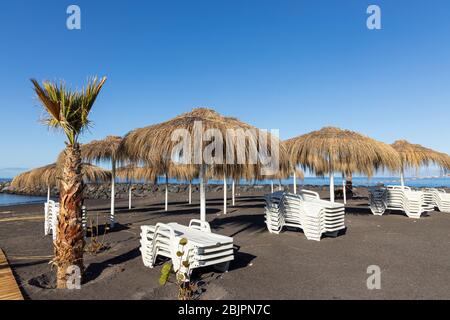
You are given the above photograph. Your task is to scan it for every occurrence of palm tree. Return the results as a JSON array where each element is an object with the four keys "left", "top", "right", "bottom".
[{"left": 31, "top": 77, "right": 107, "bottom": 289}]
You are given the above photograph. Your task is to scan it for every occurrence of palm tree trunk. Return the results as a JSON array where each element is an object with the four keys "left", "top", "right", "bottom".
[{"left": 54, "top": 143, "right": 85, "bottom": 289}]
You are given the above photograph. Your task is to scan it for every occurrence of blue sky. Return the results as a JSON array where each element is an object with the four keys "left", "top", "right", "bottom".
[{"left": 0, "top": 0, "right": 449, "bottom": 177}]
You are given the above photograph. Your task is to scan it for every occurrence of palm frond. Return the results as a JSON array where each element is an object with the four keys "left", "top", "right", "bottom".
[{"left": 31, "top": 77, "right": 107, "bottom": 145}]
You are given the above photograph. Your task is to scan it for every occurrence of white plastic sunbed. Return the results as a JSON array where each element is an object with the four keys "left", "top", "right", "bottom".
[
  {"left": 140, "top": 219, "right": 234, "bottom": 274},
  {"left": 423, "top": 188, "right": 450, "bottom": 213},
  {"left": 44, "top": 200, "right": 59, "bottom": 239},
  {"left": 44, "top": 200, "right": 87, "bottom": 239},
  {"left": 369, "top": 185, "right": 434, "bottom": 219},
  {"left": 264, "top": 190, "right": 346, "bottom": 241},
  {"left": 264, "top": 191, "right": 285, "bottom": 233}
]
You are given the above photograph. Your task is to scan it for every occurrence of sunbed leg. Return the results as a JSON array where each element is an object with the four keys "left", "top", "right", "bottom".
[
  {"left": 214, "top": 261, "right": 230, "bottom": 273},
  {"left": 325, "top": 230, "right": 339, "bottom": 238}
]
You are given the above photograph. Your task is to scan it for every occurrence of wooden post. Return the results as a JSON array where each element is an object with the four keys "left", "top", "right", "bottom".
[
  {"left": 400, "top": 170, "right": 405, "bottom": 188},
  {"left": 165, "top": 174, "right": 168, "bottom": 212},
  {"left": 330, "top": 173, "right": 335, "bottom": 203},
  {"left": 232, "top": 180, "right": 235, "bottom": 206},
  {"left": 200, "top": 165, "right": 206, "bottom": 221},
  {"left": 128, "top": 185, "right": 132, "bottom": 210},
  {"left": 342, "top": 173, "right": 347, "bottom": 205},
  {"left": 110, "top": 159, "right": 116, "bottom": 228},
  {"left": 188, "top": 181, "right": 192, "bottom": 204},
  {"left": 223, "top": 176, "right": 227, "bottom": 214},
  {"left": 293, "top": 170, "right": 297, "bottom": 194}
]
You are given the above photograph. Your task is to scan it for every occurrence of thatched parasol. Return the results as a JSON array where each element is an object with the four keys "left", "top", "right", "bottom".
[
  {"left": 285, "top": 127, "right": 401, "bottom": 202},
  {"left": 444, "top": 154, "right": 450, "bottom": 171},
  {"left": 11, "top": 163, "right": 111, "bottom": 201},
  {"left": 12, "top": 164, "right": 57, "bottom": 200},
  {"left": 118, "top": 108, "right": 287, "bottom": 221},
  {"left": 81, "top": 135, "right": 122, "bottom": 227},
  {"left": 391, "top": 140, "right": 450, "bottom": 186}
]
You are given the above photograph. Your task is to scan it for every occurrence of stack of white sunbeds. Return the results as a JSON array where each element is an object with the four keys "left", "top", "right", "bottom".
[
  {"left": 140, "top": 219, "right": 234, "bottom": 274},
  {"left": 44, "top": 200, "right": 87, "bottom": 239},
  {"left": 423, "top": 188, "right": 450, "bottom": 213},
  {"left": 44, "top": 200, "right": 59, "bottom": 239},
  {"left": 369, "top": 185, "right": 434, "bottom": 219},
  {"left": 368, "top": 186, "right": 387, "bottom": 215},
  {"left": 264, "top": 190, "right": 346, "bottom": 241},
  {"left": 264, "top": 191, "right": 285, "bottom": 234}
]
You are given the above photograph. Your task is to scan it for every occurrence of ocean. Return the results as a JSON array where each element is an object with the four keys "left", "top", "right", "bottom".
[
  {"left": 159, "top": 176, "right": 450, "bottom": 189},
  {"left": 0, "top": 193, "right": 47, "bottom": 206},
  {"left": 1, "top": 176, "right": 449, "bottom": 206}
]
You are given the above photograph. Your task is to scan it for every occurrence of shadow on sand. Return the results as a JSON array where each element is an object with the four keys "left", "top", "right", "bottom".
[
  {"left": 84, "top": 247, "right": 141, "bottom": 284},
  {"left": 344, "top": 206, "right": 374, "bottom": 216},
  {"left": 210, "top": 213, "right": 267, "bottom": 237},
  {"left": 85, "top": 223, "right": 130, "bottom": 237}
]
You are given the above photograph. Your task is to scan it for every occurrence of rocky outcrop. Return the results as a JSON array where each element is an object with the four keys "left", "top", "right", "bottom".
[{"left": 0, "top": 181, "right": 12, "bottom": 193}]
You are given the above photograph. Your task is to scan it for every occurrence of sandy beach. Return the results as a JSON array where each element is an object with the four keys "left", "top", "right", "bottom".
[{"left": 1, "top": 186, "right": 449, "bottom": 300}]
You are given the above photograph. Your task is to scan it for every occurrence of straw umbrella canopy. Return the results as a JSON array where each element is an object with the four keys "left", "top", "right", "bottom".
[
  {"left": 118, "top": 108, "right": 286, "bottom": 221},
  {"left": 11, "top": 163, "right": 111, "bottom": 201},
  {"left": 391, "top": 140, "right": 450, "bottom": 186},
  {"left": 12, "top": 164, "right": 57, "bottom": 199},
  {"left": 285, "top": 127, "right": 401, "bottom": 202},
  {"left": 443, "top": 154, "right": 450, "bottom": 171},
  {"left": 81, "top": 136, "right": 122, "bottom": 227},
  {"left": 116, "top": 164, "right": 141, "bottom": 182}
]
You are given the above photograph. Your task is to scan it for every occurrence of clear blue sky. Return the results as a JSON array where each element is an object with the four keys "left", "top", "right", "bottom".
[{"left": 0, "top": 0, "right": 449, "bottom": 177}]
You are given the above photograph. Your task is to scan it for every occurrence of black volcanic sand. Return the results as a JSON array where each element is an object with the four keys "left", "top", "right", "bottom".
[{"left": 0, "top": 186, "right": 449, "bottom": 300}]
